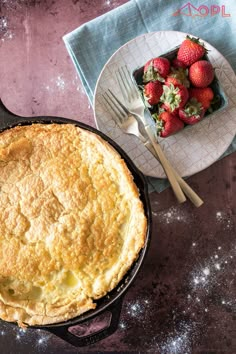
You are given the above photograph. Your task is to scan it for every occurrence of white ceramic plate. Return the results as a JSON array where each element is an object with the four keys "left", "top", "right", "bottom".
[{"left": 93, "top": 31, "right": 236, "bottom": 178}]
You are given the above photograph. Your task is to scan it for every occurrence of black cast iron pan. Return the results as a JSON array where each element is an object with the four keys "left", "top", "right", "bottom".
[{"left": 0, "top": 99, "right": 152, "bottom": 347}]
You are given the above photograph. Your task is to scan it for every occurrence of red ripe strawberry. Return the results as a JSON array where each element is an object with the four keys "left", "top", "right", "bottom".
[
  {"left": 143, "top": 81, "right": 163, "bottom": 106},
  {"left": 154, "top": 111, "right": 184, "bottom": 138},
  {"left": 179, "top": 98, "right": 206, "bottom": 125},
  {"left": 189, "top": 87, "right": 214, "bottom": 109},
  {"left": 177, "top": 35, "right": 206, "bottom": 66},
  {"left": 160, "top": 83, "right": 189, "bottom": 113},
  {"left": 172, "top": 58, "right": 187, "bottom": 69},
  {"left": 143, "top": 57, "right": 170, "bottom": 83},
  {"left": 165, "top": 76, "right": 180, "bottom": 87},
  {"left": 160, "top": 104, "right": 180, "bottom": 118},
  {"left": 165, "top": 67, "right": 190, "bottom": 88},
  {"left": 189, "top": 60, "right": 214, "bottom": 88}
]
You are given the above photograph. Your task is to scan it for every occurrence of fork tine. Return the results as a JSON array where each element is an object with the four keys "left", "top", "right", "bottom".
[
  {"left": 116, "top": 65, "right": 140, "bottom": 102},
  {"left": 122, "top": 65, "right": 140, "bottom": 100},
  {"left": 103, "top": 93, "right": 123, "bottom": 124},
  {"left": 103, "top": 90, "right": 128, "bottom": 124},
  {"left": 107, "top": 89, "right": 130, "bottom": 115},
  {"left": 116, "top": 67, "right": 130, "bottom": 102}
]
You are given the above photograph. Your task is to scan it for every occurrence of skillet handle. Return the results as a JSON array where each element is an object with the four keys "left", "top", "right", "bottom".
[
  {"left": 0, "top": 98, "right": 22, "bottom": 127},
  {"left": 45, "top": 296, "right": 123, "bottom": 347}
]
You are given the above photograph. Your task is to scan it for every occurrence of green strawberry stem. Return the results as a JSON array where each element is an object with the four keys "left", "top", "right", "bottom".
[
  {"left": 152, "top": 113, "right": 164, "bottom": 135},
  {"left": 143, "top": 61, "right": 165, "bottom": 83},
  {"left": 169, "top": 67, "right": 190, "bottom": 88},
  {"left": 160, "top": 84, "right": 181, "bottom": 111},
  {"left": 184, "top": 98, "right": 203, "bottom": 118},
  {"left": 186, "top": 35, "right": 207, "bottom": 53}
]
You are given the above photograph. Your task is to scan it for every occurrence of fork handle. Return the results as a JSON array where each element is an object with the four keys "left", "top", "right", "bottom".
[
  {"left": 144, "top": 136, "right": 204, "bottom": 207},
  {"left": 145, "top": 126, "right": 186, "bottom": 204}
]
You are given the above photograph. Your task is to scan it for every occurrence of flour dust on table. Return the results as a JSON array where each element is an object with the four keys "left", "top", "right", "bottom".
[
  {"left": 0, "top": 323, "right": 53, "bottom": 353},
  {"left": 0, "top": 15, "right": 14, "bottom": 42},
  {"left": 154, "top": 206, "right": 189, "bottom": 224},
  {"left": 111, "top": 204, "right": 236, "bottom": 353}
]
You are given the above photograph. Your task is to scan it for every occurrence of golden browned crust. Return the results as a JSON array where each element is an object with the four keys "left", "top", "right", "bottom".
[{"left": 0, "top": 124, "right": 147, "bottom": 326}]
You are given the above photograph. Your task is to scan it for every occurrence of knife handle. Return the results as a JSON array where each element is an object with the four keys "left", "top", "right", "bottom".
[
  {"left": 144, "top": 131, "right": 204, "bottom": 207},
  {"left": 145, "top": 125, "right": 186, "bottom": 204},
  {"left": 175, "top": 172, "right": 204, "bottom": 207}
]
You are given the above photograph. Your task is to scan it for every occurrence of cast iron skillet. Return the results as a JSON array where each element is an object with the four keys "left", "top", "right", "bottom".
[{"left": 0, "top": 100, "right": 151, "bottom": 347}]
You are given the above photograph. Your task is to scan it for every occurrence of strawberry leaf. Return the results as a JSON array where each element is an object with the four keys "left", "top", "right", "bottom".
[{"left": 143, "top": 62, "right": 165, "bottom": 83}]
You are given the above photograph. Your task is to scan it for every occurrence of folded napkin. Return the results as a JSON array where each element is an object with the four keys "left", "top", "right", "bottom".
[{"left": 63, "top": 0, "right": 236, "bottom": 193}]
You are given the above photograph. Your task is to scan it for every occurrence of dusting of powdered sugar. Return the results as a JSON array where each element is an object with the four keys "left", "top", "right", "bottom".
[
  {"left": 156, "top": 206, "right": 188, "bottom": 224},
  {"left": 118, "top": 227, "right": 235, "bottom": 353},
  {"left": 55, "top": 75, "right": 66, "bottom": 90},
  {"left": 0, "top": 17, "right": 8, "bottom": 32},
  {"left": 156, "top": 322, "right": 195, "bottom": 354},
  {"left": 44, "top": 74, "right": 91, "bottom": 108},
  {"left": 216, "top": 210, "right": 234, "bottom": 230},
  {"left": 0, "top": 323, "right": 52, "bottom": 352},
  {"left": 118, "top": 298, "right": 151, "bottom": 332},
  {"left": 44, "top": 75, "right": 66, "bottom": 92},
  {"left": 0, "top": 0, "right": 25, "bottom": 42},
  {"left": 72, "top": 75, "right": 87, "bottom": 93},
  {"left": 152, "top": 241, "right": 236, "bottom": 353},
  {"left": 126, "top": 298, "right": 150, "bottom": 319},
  {"left": 0, "top": 15, "right": 14, "bottom": 42},
  {"left": 190, "top": 242, "right": 235, "bottom": 293}
]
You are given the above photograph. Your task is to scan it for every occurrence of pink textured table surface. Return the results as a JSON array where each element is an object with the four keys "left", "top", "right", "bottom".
[{"left": 0, "top": 1, "right": 236, "bottom": 353}]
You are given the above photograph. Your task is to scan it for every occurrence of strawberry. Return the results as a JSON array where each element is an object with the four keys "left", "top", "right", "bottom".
[
  {"left": 165, "top": 76, "right": 180, "bottom": 87},
  {"left": 160, "top": 83, "right": 189, "bottom": 113},
  {"left": 165, "top": 67, "right": 190, "bottom": 88},
  {"left": 189, "top": 60, "right": 214, "bottom": 88},
  {"left": 179, "top": 98, "right": 206, "bottom": 125},
  {"left": 172, "top": 58, "right": 187, "bottom": 69},
  {"left": 143, "top": 81, "right": 163, "bottom": 106},
  {"left": 153, "top": 111, "right": 184, "bottom": 138},
  {"left": 189, "top": 87, "right": 214, "bottom": 109},
  {"left": 160, "top": 104, "right": 180, "bottom": 117},
  {"left": 177, "top": 35, "right": 206, "bottom": 66},
  {"left": 143, "top": 57, "right": 170, "bottom": 83}
]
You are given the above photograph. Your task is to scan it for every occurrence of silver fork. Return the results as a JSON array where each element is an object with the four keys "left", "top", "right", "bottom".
[
  {"left": 103, "top": 89, "right": 187, "bottom": 204},
  {"left": 114, "top": 68, "right": 204, "bottom": 207},
  {"left": 103, "top": 89, "right": 146, "bottom": 143},
  {"left": 115, "top": 65, "right": 144, "bottom": 113}
]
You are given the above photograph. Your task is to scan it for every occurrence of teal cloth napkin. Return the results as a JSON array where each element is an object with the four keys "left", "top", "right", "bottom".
[{"left": 63, "top": 0, "right": 236, "bottom": 193}]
